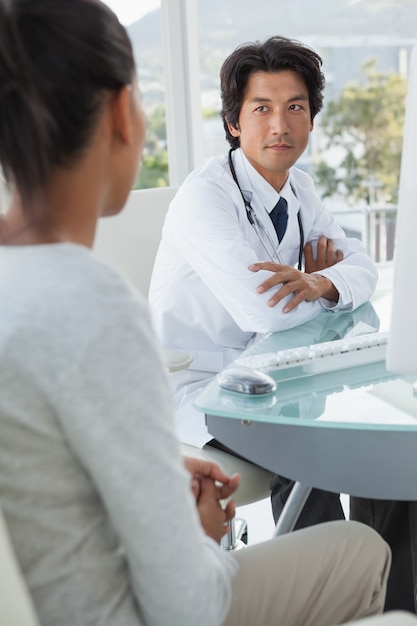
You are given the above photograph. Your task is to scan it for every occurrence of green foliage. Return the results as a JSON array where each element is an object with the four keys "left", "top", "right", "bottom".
[
  {"left": 134, "top": 152, "right": 169, "bottom": 189},
  {"left": 146, "top": 104, "right": 167, "bottom": 142},
  {"left": 203, "top": 107, "right": 221, "bottom": 120},
  {"left": 135, "top": 106, "right": 169, "bottom": 189},
  {"left": 314, "top": 59, "right": 407, "bottom": 205}
]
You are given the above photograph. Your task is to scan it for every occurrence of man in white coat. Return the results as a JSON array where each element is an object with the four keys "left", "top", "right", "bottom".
[{"left": 149, "top": 36, "right": 377, "bottom": 527}]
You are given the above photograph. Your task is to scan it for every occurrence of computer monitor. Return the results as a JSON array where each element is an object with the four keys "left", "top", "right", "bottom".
[{"left": 386, "top": 44, "right": 417, "bottom": 376}]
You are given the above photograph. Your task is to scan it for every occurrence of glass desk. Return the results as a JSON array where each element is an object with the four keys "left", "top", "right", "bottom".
[{"left": 194, "top": 302, "right": 417, "bottom": 534}]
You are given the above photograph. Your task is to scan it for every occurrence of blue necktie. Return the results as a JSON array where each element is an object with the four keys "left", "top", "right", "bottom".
[{"left": 269, "top": 196, "right": 288, "bottom": 242}]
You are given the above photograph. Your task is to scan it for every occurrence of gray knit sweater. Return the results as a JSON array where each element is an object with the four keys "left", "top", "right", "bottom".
[{"left": 0, "top": 243, "right": 236, "bottom": 626}]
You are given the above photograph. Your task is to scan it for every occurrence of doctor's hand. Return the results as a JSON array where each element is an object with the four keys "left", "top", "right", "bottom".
[
  {"left": 304, "top": 236, "right": 343, "bottom": 274},
  {"left": 249, "top": 262, "right": 339, "bottom": 313}
]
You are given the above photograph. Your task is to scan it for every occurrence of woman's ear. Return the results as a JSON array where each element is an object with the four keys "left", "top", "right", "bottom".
[{"left": 110, "top": 85, "right": 134, "bottom": 144}]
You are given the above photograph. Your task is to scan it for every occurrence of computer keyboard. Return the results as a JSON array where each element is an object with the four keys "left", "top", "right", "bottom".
[{"left": 235, "top": 331, "right": 389, "bottom": 376}]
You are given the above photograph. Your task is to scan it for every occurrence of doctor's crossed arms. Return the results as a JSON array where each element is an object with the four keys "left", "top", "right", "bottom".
[{"left": 250, "top": 234, "right": 344, "bottom": 311}]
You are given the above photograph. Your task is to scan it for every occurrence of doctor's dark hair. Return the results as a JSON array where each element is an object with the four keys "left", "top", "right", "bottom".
[
  {"left": 220, "top": 36, "right": 325, "bottom": 149},
  {"left": 0, "top": 0, "right": 135, "bottom": 202}
]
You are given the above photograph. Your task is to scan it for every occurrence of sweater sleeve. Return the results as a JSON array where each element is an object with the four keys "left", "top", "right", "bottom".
[
  {"left": 291, "top": 170, "right": 378, "bottom": 311},
  {"left": 56, "top": 291, "right": 237, "bottom": 626}
]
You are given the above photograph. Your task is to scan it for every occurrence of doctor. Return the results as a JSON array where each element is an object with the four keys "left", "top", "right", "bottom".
[{"left": 149, "top": 35, "right": 377, "bottom": 524}]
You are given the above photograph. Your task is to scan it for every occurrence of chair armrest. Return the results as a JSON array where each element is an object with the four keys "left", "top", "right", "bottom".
[
  {"left": 162, "top": 347, "right": 193, "bottom": 372},
  {"left": 350, "top": 612, "right": 417, "bottom": 625}
]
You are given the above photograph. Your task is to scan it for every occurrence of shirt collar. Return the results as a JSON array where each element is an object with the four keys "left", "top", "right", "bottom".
[{"left": 233, "top": 148, "right": 294, "bottom": 214}]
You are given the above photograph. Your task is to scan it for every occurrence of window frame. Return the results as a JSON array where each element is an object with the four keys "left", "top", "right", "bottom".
[{"left": 161, "top": 0, "right": 204, "bottom": 186}]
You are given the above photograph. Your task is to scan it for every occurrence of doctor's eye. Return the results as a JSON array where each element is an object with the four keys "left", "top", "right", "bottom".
[{"left": 289, "top": 104, "right": 305, "bottom": 112}]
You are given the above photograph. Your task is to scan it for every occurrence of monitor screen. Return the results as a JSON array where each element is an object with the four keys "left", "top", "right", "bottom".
[{"left": 386, "top": 44, "right": 417, "bottom": 376}]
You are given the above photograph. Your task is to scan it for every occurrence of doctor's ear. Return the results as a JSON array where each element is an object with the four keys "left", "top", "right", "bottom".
[{"left": 227, "top": 120, "right": 241, "bottom": 137}]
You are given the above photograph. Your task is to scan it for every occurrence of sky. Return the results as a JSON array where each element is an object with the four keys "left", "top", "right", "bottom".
[{"left": 102, "top": 0, "right": 160, "bottom": 25}]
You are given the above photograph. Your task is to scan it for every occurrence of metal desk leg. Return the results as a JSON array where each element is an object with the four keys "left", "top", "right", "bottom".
[{"left": 273, "top": 482, "right": 312, "bottom": 536}]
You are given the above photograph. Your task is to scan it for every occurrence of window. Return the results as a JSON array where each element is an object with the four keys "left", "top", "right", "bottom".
[
  {"left": 105, "top": 0, "right": 417, "bottom": 263},
  {"left": 194, "top": 0, "right": 416, "bottom": 262},
  {"left": 103, "top": 0, "right": 167, "bottom": 189}
]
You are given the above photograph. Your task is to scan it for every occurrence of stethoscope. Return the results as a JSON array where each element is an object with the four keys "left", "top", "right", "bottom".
[{"left": 228, "top": 148, "right": 304, "bottom": 271}]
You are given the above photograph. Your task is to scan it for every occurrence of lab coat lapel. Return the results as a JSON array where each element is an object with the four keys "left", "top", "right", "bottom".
[{"left": 233, "top": 149, "right": 281, "bottom": 244}]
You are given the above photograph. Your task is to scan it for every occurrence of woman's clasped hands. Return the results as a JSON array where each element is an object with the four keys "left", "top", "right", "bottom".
[{"left": 183, "top": 456, "right": 240, "bottom": 544}]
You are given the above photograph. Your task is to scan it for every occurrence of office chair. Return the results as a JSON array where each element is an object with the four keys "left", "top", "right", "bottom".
[
  {"left": 0, "top": 508, "right": 40, "bottom": 626},
  {"left": 93, "top": 187, "right": 192, "bottom": 372},
  {"left": 354, "top": 614, "right": 417, "bottom": 625},
  {"left": 93, "top": 187, "right": 273, "bottom": 549}
]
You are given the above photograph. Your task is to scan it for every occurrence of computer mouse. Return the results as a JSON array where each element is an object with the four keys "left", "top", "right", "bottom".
[{"left": 217, "top": 366, "right": 277, "bottom": 395}]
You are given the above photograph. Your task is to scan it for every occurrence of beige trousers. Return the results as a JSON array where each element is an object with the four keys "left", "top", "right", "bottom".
[{"left": 224, "top": 520, "right": 391, "bottom": 626}]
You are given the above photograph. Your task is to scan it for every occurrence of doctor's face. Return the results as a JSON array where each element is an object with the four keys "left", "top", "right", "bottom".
[{"left": 227, "top": 70, "right": 313, "bottom": 192}]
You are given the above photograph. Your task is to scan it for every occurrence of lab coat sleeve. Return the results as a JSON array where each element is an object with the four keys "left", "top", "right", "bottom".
[
  {"left": 167, "top": 177, "right": 322, "bottom": 334},
  {"left": 296, "top": 174, "right": 378, "bottom": 311}
]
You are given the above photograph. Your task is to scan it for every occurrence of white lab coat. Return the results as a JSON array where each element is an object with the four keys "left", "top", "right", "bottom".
[{"left": 149, "top": 149, "right": 378, "bottom": 446}]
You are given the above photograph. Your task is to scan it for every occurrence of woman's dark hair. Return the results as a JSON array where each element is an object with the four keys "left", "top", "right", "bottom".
[
  {"left": 220, "top": 36, "right": 325, "bottom": 149},
  {"left": 0, "top": 0, "right": 135, "bottom": 201}
]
